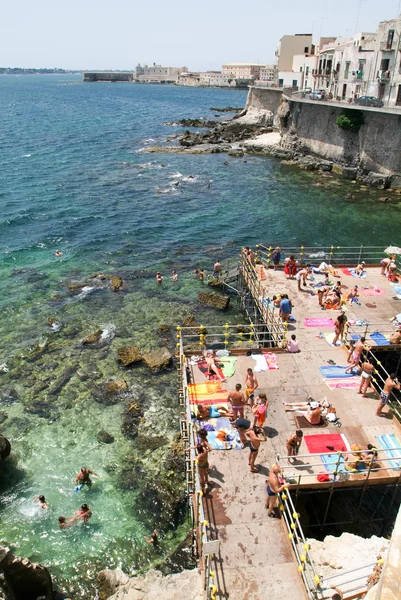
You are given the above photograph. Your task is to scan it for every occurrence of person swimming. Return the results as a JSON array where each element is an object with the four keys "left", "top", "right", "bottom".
[{"left": 33, "top": 495, "right": 48, "bottom": 509}]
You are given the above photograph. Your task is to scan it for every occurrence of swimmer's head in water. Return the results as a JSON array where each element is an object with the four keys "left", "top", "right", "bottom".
[
  {"left": 81, "top": 504, "right": 89, "bottom": 511},
  {"left": 39, "top": 495, "right": 46, "bottom": 502},
  {"left": 58, "top": 516, "right": 66, "bottom": 523}
]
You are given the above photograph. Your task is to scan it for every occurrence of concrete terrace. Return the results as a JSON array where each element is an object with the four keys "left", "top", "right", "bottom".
[{"left": 185, "top": 264, "right": 401, "bottom": 599}]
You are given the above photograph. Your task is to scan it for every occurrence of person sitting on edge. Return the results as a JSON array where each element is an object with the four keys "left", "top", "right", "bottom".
[
  {"left": 279, "top": 294, "right": 292, "bottom": 323},
  {"left": 345, "top": 337, "right": 368, "bottom": 373},
  {"left": 355, "top": 261, "right": 366, "bottom": 277},
  {"left": 265, "top": 464, "right": 288, "bottom": 517},
  {"left": 272, "top": 247, "right": 281, "bottom": 270},
  {"left": 287, "top": 334, "right": 299, "bottom": 353},
  {"left": 377, "top": 373, "right": 401, "bottom": 417},
  {"left": 245, "top": 246, "right": 255, "bottom": 265},
  {"left": 286, "top": 430, "right": 303, "bottom": 463},
  {"left": 144, "top": 530, "right": 159, "bottom": 545},
  {"left": 246, "top": 426, "right": 267, "bottom": 473},
  {"left": 344, "top": 445, "right": 361, "bottom": 472},
  {"left": 227, "top": 383, "right": 246, "bottom": 419},
  {"left": 284, "top": 255, "right": 297, "bottom": 279},
  {"left": 75, "top": 467, "right": 99, "bottom": 488},
  {"left": 295, "top": 265, "right": 311, "bottom": 291},
  {"left": 33, "top": 495, "right": 48, "bottom": 509},
  {"left": 244, "top": 367, "right": 258, "bottom": 406}
]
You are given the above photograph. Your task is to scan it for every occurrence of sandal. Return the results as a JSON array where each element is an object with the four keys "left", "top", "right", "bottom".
[{"left": 268, "top": 512, "right": 279, "bottom": 518}]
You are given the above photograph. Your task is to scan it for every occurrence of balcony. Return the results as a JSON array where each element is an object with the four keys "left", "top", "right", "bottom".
[
  {"left": 377, "top": 70, "right": 391, "bottom": 82},
  {"left": 352, "top": 71, "right": 364, "bottom": 81},
  {"left": 380, "top": 41, "right": 395, "bottom": 51}
]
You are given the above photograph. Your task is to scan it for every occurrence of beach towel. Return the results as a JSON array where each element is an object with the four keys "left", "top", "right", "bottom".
[
  {"left": 370, "top": 331, "right": 390, "bottom": 346},
  {"left": 255, "top": 265, "right": 266, "bottom": 281},
  {"left": 320, "top": 453, "right": 347, "bottom": 474},
  {"left": 188, "top": 391, "right": 228, "bottom": 405},
  {"left": 304, "top": 433, "right": 349, "bottom": 454},
  {"left": 262, "top": 351, "right": 279, "bottom": 370},
  {"left": 376, "top": 434, "right": 401, "bottom": 469},
  {"left": 252, "top": 353, "right": 268, "bottom": 372},
  {"left": 324, "top": 377, "right": 361, "bottom": 390},
  {"left": 304, "top": 318, "right": 335, "bottom": 327},
  {"left": 197, "top": 359, "right": 225, "bottom": 381},
  {"left": 207, "top": 429, "right": 242, "bottom": 450},
  {"left": 324, "top": 332, "right": 342, "bottom": 347},
  {"left": 350, "top": 268, "right": 367, "bottom": 278},
  {"left": 341, "top": 268, "right": 353, "bottom": 276},
  {"left": 361, "top": 288, "right": 386, "bottom": 297},
  {"left": 188, "top": 382, "right": 222, "bottom": 396},
  {"left": 390, "top": 283, "right": 401, "bottom": 293},
  {"left": 220, "top": 356, "right": 237, "bottom": 378},
  {"left": 295, "top": 415, "right": 328, "bottom": 429},
  {"left": 319, "top": 366, "right": 358, "bottom": 379}
]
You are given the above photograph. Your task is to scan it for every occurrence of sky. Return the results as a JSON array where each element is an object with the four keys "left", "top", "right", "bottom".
[{"left": 1, "top": 0, "right": 400, "bottom": 70}]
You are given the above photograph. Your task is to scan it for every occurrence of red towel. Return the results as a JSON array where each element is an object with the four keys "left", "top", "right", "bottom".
[
  {"left": 341, "top": 268, "right": 352, "bottom": 276},
  {"left": 197, "top": 359, "right": 225, "bottom": 381},
  {"left": 304, "top": 434, "right": 348, "bottom": 454}
]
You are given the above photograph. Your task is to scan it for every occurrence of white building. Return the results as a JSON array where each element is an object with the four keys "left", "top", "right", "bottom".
[
  {"left": 368, "top": 15, "right": 401, "bottom": 106},
  {"left": 135, "top": 64, "right": 188, "bottom": 83},
  {"left": 259, "top": 64, "right": 278, "bottom": 83},
  {"left": 222, "top": 63, "right": 262, "bottom": 80}
]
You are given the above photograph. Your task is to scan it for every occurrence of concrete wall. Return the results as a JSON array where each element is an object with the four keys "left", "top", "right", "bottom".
[{"left": 287, "top": 99, "right": 401, "bottom": 174}]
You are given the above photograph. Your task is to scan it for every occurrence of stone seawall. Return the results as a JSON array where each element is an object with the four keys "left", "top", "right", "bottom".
[{"left": 244, "top": 87, "right": 401, "bottom": 186}]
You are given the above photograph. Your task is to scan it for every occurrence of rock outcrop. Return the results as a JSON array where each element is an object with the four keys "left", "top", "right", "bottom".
[
  {"left": 82, "top": 330, "right": 103, "bottom": 346},
  {"left": 117, "top": 347, "right": 142, "bottom": 367},
  {"left": 0, "top": 434, "right": 11, "bottom": 474},
  {"left": 142, "top": 348, "right": 172, "bottom": 371},
  {"left": 0, "top": 547, "right": 52, "bottom": 600},
  {"left": 97, "top": 568, "right": 203, "bottom": 600},
  {"left": 110, "top": 276, "right": 123, "bottom": 291},
  {"left": 198, "top": 291, "right": 230, "bottom": 310}
]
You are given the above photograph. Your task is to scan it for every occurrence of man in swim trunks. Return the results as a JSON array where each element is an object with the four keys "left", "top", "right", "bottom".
[
  {"left": 376, "top": 373, "right": 400, "bottom": 417},
  {"left": 279, "top": 294, "right": 292, "bottom": 323},
  {"left": 213, "top": 260, "right": 222, "bottom": 280},
  {"left": 266, "top": 464, "right": 287, "bottom": 517},
  {"left": 75, "top": 467, "right": 99, "bottom": 488},
  {"left": 233, "top": 417, "right": 251, "bottom": 445},
  {"left": 345, "top": 337, "right": 368, "bottom": 373},
  {"left": 358, "top": 359, "right": 374, "bottom": 397},
  {"left": 227, "top": 383, "right": 246, "bottom": 419},
  {"left": 144, "top": 530, "right": 159, "bottom": 545},
  {"left": 244, "top": 368, "right": 258, "bottom": 406},
  {"left": 246, "top": 426, "right": 267, "bottom": 472}
]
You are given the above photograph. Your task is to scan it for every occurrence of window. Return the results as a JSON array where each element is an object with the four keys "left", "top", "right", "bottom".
[
  {"left": 387, "top": 29, "right": 395, "bottom": 50},
  {"left": 306, "top": 66, "right": 309, "bottom": 75},
  {"left": 344, "top": 61, "right": 350, "bottom": 78},
  {"left": 279, "top": 78, "right": 283, "bottom": 86},
  {"left": 381, "top": 58, "right": 390, "bottom": 71},
  {"left": 292, "top": 79, "right": 298, "bottom": 87},
  {"left": 300, "top": 67, "right": 303, "bottom": 72},
  {"left": 304, "top": 46, "right": 309, "bottom": 53}
]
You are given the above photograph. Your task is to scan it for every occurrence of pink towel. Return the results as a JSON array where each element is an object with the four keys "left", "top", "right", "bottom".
[
  {"left": 304, "top": 318, "right": 335, "bottom": 327},
  {"left": 341, "top": 268, "right": 353, "bottom": 276},
  {"left": 360, "top": 288, "right": 386, "bottom": 297},
  {"left": 324, "top": 377, "right": 361, "bottom": 390},
  {"left": 262, "top": 351, "right": 279, "bottom": 370}
]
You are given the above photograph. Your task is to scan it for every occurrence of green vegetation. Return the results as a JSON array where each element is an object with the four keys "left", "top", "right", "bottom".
[{"left": 336, "top": 109, "right": 364, "bottom": 132}]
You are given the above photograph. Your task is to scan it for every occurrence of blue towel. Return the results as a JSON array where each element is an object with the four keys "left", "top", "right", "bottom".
[
  {"left": 376, "top": 434, "right": 401, "bottom": 469},
  {"left": 319, "top": 366, "right": 358, "bottom": 379},
  {"left": 321, "top": 453, "right": 347, "bottom": 473},
  {"left": 391, "top": 283, "right": 401, "bottom": 295},
  {"left": 350, "top": 268, "right": 367, "bottom": 278},
  {"left": 370, "top": 331, "right": 390, "bottom": 346}
]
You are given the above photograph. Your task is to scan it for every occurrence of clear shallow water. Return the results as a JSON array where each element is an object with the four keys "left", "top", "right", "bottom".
[{"left": 0, "top": 75, "right": 399, "bottom": 597}]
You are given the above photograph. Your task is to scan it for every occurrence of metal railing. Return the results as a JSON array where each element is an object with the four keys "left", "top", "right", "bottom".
[
  {"left": 178, "top": 323, "right": 277, "bottom": 351},
  {"left": 177, "top": 338, "right": 218, "bottom": 600},
  {"left": 255, "top": 244, "right": 399, "bottom": 268}
]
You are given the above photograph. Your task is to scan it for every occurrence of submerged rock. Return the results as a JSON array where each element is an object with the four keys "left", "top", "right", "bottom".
[
  {"left": 157, "top": 323, "right": 170, "bottom": 334},
  {"left": 0, "top": 388, "right": 19, "bottom": 405},
  {"left": 198, "top": 291, "right": 230, "bottom": 310},
  {"left": 121, "top": 401, "right": 144, "bottom": 439},
  {"left": 47, "top": 366, "right": 77, "bottom": 396},
  {"left": 182, "top": 314, "right": 199, "bottom": 327},
  {"left": 117, "top": 346, "right": 142, "bottom": 367},
  {"left": 97, "top": 429, "right": 115, "bottom": 444},
  {"left": 105, "top": 379, "right": 128, "bottom": 393},
  {"left": 142, "top": 348, "right": 172, "bottom": 371}
]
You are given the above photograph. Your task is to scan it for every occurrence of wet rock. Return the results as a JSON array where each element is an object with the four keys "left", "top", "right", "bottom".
[
  {"left": 51, "top": 294, "right": 62, "bottom": 301},
  {"left": 47, "top": 317, "right": 58, "bottom": 326},
  {"left": 210, "top": 106, "right": 242, "bottom": 112},
  {"left": 105, "top": 379, "right": 128, "bottom": 393},
  {"left": 82, "top": 330, "right": 103, "bottom": 346},
  {"left": 0, "top": 388, "right": 19, "bottom": 405},
  {"left": 227, "top": 149, "right": 244, "bottom": 157},
  {"left": 68, "top": 282, "right": 86, "bottom": 293},
  {"left": 182, "top": 314, "right": 199, "bottom": 327},
  {"left": 62, "top": 324, "right": 80, "bottom": 338},
  {"left": 0, "top": 546, "right": 53, "bottom": 600},
  {"left": 117, "top": 346, "right": 142, "bottom": 367},
  {"left": 359, "top": 172, "right": 391, "bottom": 189},
  {"left": 378, "top": 196, "right": 389, "bottom": 203},
  {"left": 172, "top": 118, "right": 217, "bottom": 128},
  {"left": 157, "top": 323, "right": 170, "bottom": 334},
  {"left": 110, "top": 275, "right": 123, "bottom": 291},
  {"left": 198, "top": 291, "right": 230, "bottom": 310},
  {"left": 0, "top": 411, "right": 8, "bottom": 424},
  {"left": 47, "top": 366, "right": 77, "bottom": 396},
  {"left": 88, "top": 272, "right": 104, "bottom": 279},
  {"left": 25, "top": 399, "right": 58, "bottom": 420},
  {"left": 121, "top": 401, "right": 144, "bottom": 439},
  {"left": 142, "top": 348, "right": 172, "bottom": 371},
  {"left": 97, "top": 568, "right": 130, "bottom": 598},
  {"left": 0, "top": 434, "right": 11, "bottom": 471},
  {"left": 97, "top": 430, "right": 115, "bottom": 444}
]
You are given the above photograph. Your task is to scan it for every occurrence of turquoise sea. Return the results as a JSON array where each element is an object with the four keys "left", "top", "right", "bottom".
[{"left": 0, "top": 74, "right": 400, "bottom": 597}]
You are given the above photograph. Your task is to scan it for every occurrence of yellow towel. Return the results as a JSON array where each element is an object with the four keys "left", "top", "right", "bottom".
[{"left": 187, "top": 382, "right": 222, "bottom": 396}]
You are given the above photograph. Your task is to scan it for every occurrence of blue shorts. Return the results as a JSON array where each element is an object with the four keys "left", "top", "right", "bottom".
[{"left": 266, "top": 484, "right": 276, "bottom": 497}]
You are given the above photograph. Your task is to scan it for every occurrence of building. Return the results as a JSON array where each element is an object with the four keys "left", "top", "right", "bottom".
[
  {"left": 222, "top": 63, "right": 262, "bottom": 80},
  {"left": 276, "top": 34, "right": 314, "bottom": 71},
  {"left": 369, "top": 15, "right": 401, "bottom": 106},
  {"left": 177, "top": 71, "right": 235, "bottom": 87},
  {"left": 135, "top": 64, "right": 188, "bottom": 83},
  {"left": 259, "top": 64, "right": 278, "bottom": 83},
  {"left": 83, "top": 71, "right": 134, "bottom": 82}
]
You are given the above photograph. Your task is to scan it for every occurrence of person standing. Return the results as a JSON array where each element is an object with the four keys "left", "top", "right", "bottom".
[
  {"left": 196, "top": 444, "right": 210, "bottom": 492},
  {"left": 358, "top": 359, "right": 374, "bottom": 397},
  {"left": 265, "top": 464, "right": 287, "bottom": 517},
  {"left": 247, "top": 426, "right": 267, "bottom": 473},
  {"left": 213, "top": 260, "right": 222, "bottom": 280},
  {"left": 272, "top": 247, "right": 281, "bottom": 270},
  {"left": 332, "top": 313, "right": 347, "bottom": 346},
  {"left": 171, "top": 270, "right": 178, "bottom": 281},
  {"left": 279, "top": 294, "right": 292, "bottom": 323},
  {"left": 345, "top": 337, "right": 368, "bottom": 373},
  {"left": 227, "top": 383, "right": 246, "bottom": 419},
  {"left": 144, "top": 530, "right": 159, "bottom": 545},
  {"left": 376, "top": 374, "right": 400, "bottom": 417},
  {"left": 244, "top": 368, "right": 258, "bottom": 406},
  {"left": 156, "top": 272, "right": 163, "bottom": 284},
  {"left": 75, "top": 467, "right": 99, "bottom": 488},
  {"left": 252, "top": 393, "right": 268, "bottom": 427}
]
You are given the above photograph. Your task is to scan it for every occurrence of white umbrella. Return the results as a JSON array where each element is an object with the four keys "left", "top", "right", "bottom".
[{"left": 384, "top": 246, "right": 401, "bottom": 255}]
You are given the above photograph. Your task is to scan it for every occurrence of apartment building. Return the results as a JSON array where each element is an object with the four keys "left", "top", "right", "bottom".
[
  {"left": 222, "top": 63, "right": 262, "bottom": 80},
  {"left": 276, "top": 34, "right": 314, "bottom": 71},
  {"left": 368, "top": 16, "right": 401, "bottom": 105}
]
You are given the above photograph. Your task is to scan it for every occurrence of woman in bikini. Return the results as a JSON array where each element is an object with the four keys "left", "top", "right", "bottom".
[
  {"left": 244, "top": 368, "right": 258, "bottom": 407},
  {"left": 332, "top": 313, "right": 347, "bottom": 346},
  {"left": 196, "top": 444, "right": 210, "bottom": 492},
  {"left": 205, "top": 350, "right": 226, "bottom": 382}
]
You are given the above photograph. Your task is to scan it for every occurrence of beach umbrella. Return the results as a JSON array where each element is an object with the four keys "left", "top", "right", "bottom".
[{"left": 384, "top": 246, "right": 401, "bottom": 255}]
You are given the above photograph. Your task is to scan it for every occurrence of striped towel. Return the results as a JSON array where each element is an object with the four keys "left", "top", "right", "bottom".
[{"left": 375, "top": 434, "right": 401, "bottom": 469}]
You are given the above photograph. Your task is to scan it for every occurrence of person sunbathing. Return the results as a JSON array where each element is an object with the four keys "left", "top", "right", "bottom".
[
  {"left": 360, "top": 444, "right": 379, "bottom": 468},
  {"left": 304, "top": 406, "right": 323, "bottom": 425},
  {"left": 347, "top": 285, "right": 359, "bottom": 305},
  {"left": 204, "top": 350, "right": 226, "bottom": 382},
  {"left": 390, "top": 330, "right": 401, "bottom": 345},
  {"left": 282, "top": 398, "right": 330, "bottom": 412},
  {"left": 344, "top": 445, "right": 362, "bottom": 472}
]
